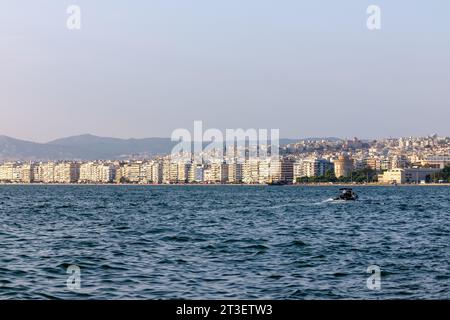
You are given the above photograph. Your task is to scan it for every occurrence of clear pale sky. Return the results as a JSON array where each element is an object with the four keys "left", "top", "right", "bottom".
[{"left": 1, "top": 0, "right": 449, "bottom": 142}]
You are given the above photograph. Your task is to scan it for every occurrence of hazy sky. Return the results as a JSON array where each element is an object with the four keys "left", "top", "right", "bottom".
[{"left": 1, "top": 0, "right": 449, "bottom": 142}]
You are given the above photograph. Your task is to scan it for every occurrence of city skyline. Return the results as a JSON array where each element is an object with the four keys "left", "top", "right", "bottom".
[
  {"left": 1, "top": 1, "right": 450, "bottom": 142},
  {"left": 1, "top": 135, "right": 449, "bottom": 185}
]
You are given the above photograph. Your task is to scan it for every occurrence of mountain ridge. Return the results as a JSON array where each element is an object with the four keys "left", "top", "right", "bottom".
[{"left": 0, "top": 134, "right": 341, "bottom": 161}]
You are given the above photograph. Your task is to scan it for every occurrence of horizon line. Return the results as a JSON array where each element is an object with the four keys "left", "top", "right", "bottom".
[{"left": 1, "top": 133, "right": 448, "bottom": 145}]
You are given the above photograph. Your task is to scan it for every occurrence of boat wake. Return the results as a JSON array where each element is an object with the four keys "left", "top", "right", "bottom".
[{"left": 313, "top": 198, "right": 335, "bottom": 205}]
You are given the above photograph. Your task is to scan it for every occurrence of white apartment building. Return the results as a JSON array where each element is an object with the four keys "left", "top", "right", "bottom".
[
  {"left": 204, "top": 162, "right": 228, "bottom": 183},
  {"left": 41, "top": 162, "right": 56, "bottom": 183},
  {"left": 21, "top": 163, "right": 35, "bottom": 183},
  {"left": 177, "top": 162, "right": 191, "bottom": 183},
  {"left": 188, "top": 163, "right": 204, "bottom": 183},
  {"left": 124, "top": 162, "right": 142, "bottom": 183},
  {"left": 151, "top": 162, "right": 163, "bottom": 184},
  {"left": 54, "top": 163, "right": 80, "bottom": 183},
  {"left": 0, "top": 162, "right": 22, "bottom": 182},
  {"left": 243, "top": 159, "right": 259, "bottom": 184},
  {"left": 293, "top": 158, "right": 331, "bottom": 181},
  {"left": 227, "top": 162, "right": 243, "bottom": 183},
  {"left": 258, "top": 160, "right": 270, "bottom": 184}
]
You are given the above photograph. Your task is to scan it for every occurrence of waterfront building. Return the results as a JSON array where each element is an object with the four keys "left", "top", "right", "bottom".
[
  {"left": 98, "top": 164, "right": 115, "bottom": 183},
  {"left": 203, "top": 165, "right": 213, "bottom": 183},
  {"left": 269, "top": 158, "right": 294, "bottom": 183},
  {"left": 41, "top": 162, "right": 56, "bottom": 183},
  {"left": 208, "top": 162, "right": 228, "bottom": 183},
  {"left": 177, "top": 162, "right": 191, "bottom": 183},
  {"left": 162, "top": 160, "right": 171, "bottom": 184},
  {"left": 243, "top": 159, "right": 259, "bottom": 184},
  {"left": 32, "top": 164, "right": 44, "bottom": 182},
  {"left": 379, "top": 168, "right": 441, "bottom": 184},
  {"left": 141, "top": 163, "right": 153, "bottom": 183},
  {"left": 0, "top": 162, "right": 21, "bottom": 182},
  {"left": 258, "top": 160, "right": 271, "bottom": 184},
  {"left": 334, "top": 154, "right": 354, "bottom": 178},
  {"left": 188, "top": 163, "right": 204, "bottom": 183},
  {"left": 124, "top": 162, "right": 142, "bottom": 183},
  {"left": 79, "top": 162, "right": 96, "bottom": 182},
  {"left": 54, "top": 162, "right": 80, "bottom": 183},
  {"left": 292, "top": 158, "right": 331, "bottom": 180},
  {"left": 151, "top": 161, "right": 163, "bottom": 184},
  {"left": 227, "top": 162, "right": 243, "bottom": 183},
  {"left": 114, "top": 163, "right": 125, "bottom": 183},
  {"left": 21, "top": 163, "right": 35, "bottom": 183},
  {"left": 169, "top": 162, "right": 179, "bottom": 183},
  {"left": 293, "top": 161, "right": 305, "bottom": 181},
  {"left": 305, "top": 158, "right": 332, "bottom": 177}
]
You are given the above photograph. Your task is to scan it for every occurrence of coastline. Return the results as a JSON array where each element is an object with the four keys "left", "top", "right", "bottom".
[{"left": 1, "top": 182, "right": 449, "bottom": 187}]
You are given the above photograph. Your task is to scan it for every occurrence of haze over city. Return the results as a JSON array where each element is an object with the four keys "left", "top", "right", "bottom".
[{"left": 1, "top": 0, "right": 449, "bottom": 142}]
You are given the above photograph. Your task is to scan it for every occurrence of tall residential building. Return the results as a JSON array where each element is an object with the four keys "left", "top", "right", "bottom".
[
  {"left": 205, "top": 162, "right": 228, "bottom": 183},
  {"left": 188, "top": 163, "right": 204, "bottom": 183},
  {"left": 169, "top": 162, "right": 179, "bottom": 183},
  {"left": 114, "top": 163, "right": 125, "bottom": 183},
  {"left": 54, "top": 162, "right": 80, "bottom": 183},
  {"left": 79, "top": 162, "right": 96, "bottom": 182},
  {"left": 243, "top": 159, "right": 259, "bottom": 184},
  {"left": 258, "top": 160, "right": 270, "bottom": 184},
  {"left": 41, "top": 162, "right": 56, "bottom": 183},
  {"left": 33, "top": 164, "right": 44, "bottom": 182},
  {"left": 151, "top": 161, "right": 163, "bottom": 184},
  {"left": 97, "top": 164, "right": 115, "bottom": 183},
  {"left": 0, "top": 162, "right": 21, "bottom": 182},
  {"left": 162, "top": 160, "right": 172, "bottom": 184},
  {"left": 21, "top": 163, "right": 35, "bottom": 183},
  {"left": 124, "top": 162, "right": 142, "bottom": 183},
  {"left": 177, "top": 162, "right": 191, "bottom": 183},
  {"left": 293, "top": 161, "right": 305, "bottom": 181},
  {"left": 79, "top": 162, "right": 114, "bottom": 183},
  {"left": 293, "top": 158, "right": 332, "bottom": 180},
  {"left": 141, "top": 162, "right": 153, "bottom": 183},
  {"left": 227, "top": 162, "right": 243, "bottom": 183},
  {"left": 269, "top": 158, "right": 294, "bottom": 183}
]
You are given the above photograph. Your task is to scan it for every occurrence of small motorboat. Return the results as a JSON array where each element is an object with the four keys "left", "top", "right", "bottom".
[{"left": 334, "top": 188, "right": 358, "bottom": 201}]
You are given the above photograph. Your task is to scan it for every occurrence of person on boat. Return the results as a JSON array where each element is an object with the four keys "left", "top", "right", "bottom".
[{"left": 336, "top": 188, "right": 358, "bottom": 201}]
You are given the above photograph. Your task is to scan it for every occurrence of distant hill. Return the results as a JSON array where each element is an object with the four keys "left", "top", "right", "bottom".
[
  {"left": 0, "top": 135, "right": 78, "bottom": 161},
  {"left": 48, "top": 134, "right": 176, "bottom": 160},
  {"left": 0, "top": 134, "right": 342, "bottom": 161},
  {"left": 0, "top": 134, "right": 175, "bottom": 161}
]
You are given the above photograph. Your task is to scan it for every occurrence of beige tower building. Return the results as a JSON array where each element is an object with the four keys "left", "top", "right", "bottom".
[{"left": 334, "top": 154, "right": 354, "bottom": 178}]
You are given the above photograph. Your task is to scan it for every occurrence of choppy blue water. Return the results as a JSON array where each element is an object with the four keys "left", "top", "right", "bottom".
[{"left": 0, "top": 185, "right": 449, "bottom": 299}]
